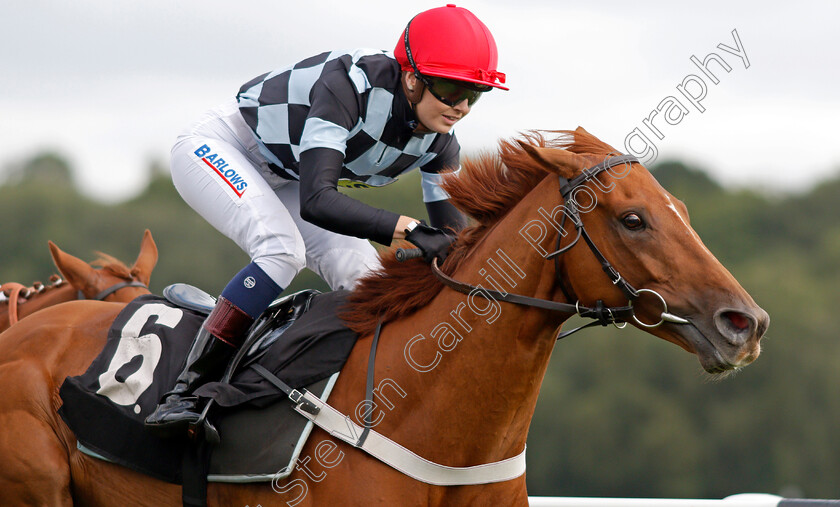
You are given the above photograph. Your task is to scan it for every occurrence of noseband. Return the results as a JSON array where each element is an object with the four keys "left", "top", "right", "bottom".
[{"left": 427, "top": 153, "right": 689, "bottom": 340}]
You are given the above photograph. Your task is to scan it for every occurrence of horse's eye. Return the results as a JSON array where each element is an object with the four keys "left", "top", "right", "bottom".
[{"left": 621, "top": 212, "right": 645, "bottom": 230}]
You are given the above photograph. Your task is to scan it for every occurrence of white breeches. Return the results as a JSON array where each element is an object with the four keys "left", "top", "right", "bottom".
[{"left": 169, "top": 100, "right": 381, "bottom": 291}]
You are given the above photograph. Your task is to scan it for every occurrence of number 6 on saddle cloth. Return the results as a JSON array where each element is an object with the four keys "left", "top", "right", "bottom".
[{"left": 57, "top": 286, "right": 359, "bottom": 484}]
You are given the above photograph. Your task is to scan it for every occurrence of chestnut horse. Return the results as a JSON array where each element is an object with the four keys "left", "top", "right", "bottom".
[
  {"left": 0, "top": 129, "right": 768, "bottom": 506},
  {"left": 0, "top": 230, "right": 156, "bottom": 330}
]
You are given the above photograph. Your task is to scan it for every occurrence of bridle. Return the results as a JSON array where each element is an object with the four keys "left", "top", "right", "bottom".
[
  {"left": 77, "top": 279, "right": 148, "bottom": 302},
  {"left": 426, "top": 153, "right": 690, "bottom": 340}
]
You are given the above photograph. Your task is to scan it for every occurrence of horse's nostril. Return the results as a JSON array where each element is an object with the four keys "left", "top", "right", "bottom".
[
  {"left": 714, "top": 309, "right": 758, "bottom": 347},
  {"left": 724, "top": 311, "right": 751, "bottom": 331}
]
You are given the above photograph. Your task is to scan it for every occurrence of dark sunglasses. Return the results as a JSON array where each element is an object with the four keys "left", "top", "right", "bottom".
[{"left": 416, "top": 73, "right": 491, "bottom": 107}]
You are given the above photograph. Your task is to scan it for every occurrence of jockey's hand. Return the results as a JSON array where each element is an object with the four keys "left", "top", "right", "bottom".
[{"left": 405, "top": 222, "right": 456, "bottom": 264}]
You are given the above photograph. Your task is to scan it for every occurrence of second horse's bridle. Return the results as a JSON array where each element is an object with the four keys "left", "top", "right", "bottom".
[
  {"left": 2, "top": 276, "right": 147, "bottom": 327},
  {"left": 78, "top": 279, "right": 148, "bottom": 302}
]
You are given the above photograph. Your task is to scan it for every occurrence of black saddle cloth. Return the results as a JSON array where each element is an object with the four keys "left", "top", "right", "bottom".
[{"left": 58, "top": 290, "right": 358, "bottom": 483}]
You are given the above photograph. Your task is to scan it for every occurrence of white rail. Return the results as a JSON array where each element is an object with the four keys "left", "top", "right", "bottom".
[{"left": 528, "top": 494, "right": 840, "bottom": 506}]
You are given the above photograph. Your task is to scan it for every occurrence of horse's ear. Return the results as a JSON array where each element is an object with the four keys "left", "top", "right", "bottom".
[
  {"left": 49, "top": 241, "right": 95, "bottom": 290},
  {"left": 130, "top": 229, "right": 158, "bottom": 287},
  {"left": 517, "top": 141, "right": 586, "bottom": 178}
]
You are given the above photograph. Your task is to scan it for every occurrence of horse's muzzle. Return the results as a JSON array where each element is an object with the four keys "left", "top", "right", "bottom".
[{"left": 678, "top": 305, "right": 769, "bottom": 374}]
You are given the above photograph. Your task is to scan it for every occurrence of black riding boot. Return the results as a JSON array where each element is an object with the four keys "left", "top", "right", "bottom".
[{"left": 145, "top": 296, "right": 252, "bottom": 437}]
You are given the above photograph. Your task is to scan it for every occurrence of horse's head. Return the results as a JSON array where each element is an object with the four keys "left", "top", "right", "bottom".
[
  {"left": 519, "top": 128, "right": 768, "bottom": 375},
  {"left": 48, "top": 229, "right": 157, "bottom": 302}
]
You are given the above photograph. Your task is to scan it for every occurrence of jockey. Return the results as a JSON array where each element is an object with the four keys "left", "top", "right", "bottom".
[{"left": 146, "top": 4, "right": 508, "bottom": 435}]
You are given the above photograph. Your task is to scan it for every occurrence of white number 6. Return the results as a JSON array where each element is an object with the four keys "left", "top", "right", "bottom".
[{"left": 97, "top": 304, "right": 183, "bottom": 412}]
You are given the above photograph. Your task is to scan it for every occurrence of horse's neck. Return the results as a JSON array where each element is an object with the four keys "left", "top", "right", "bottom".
[{"left": 375, "top": 175, "right": 569, "bottom": 465}]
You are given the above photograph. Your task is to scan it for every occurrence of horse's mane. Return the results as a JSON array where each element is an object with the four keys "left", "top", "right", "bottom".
[{"left": 340, "top": 129, "right": 619, "bottom": 336}]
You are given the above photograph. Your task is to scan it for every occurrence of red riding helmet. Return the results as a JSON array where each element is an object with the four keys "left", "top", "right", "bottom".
[{"left": 394, "top": 4, "right": 508, "bottom": 90}]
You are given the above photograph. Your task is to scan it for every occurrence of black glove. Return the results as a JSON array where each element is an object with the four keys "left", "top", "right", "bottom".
[{"left": 405, "top": 222, "right": 456, "bottom": 264}]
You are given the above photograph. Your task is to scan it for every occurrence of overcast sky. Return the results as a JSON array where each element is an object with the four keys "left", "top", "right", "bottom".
[{"left": 2, "top": 0, "right": 837, "bottom": 202}]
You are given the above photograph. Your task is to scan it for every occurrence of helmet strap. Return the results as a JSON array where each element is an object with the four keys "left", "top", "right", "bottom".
[
  {"left": 402, "top": 18, "right": 430, "bottom": 108},
  {"left": 401, "top": 18, "right": 435, "bottom": 133},
  {"left": 400, "top": 78, "right": 432, "bottom": 133}
]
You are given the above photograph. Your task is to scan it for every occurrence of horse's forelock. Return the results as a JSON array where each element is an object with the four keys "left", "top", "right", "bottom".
[
  {"left": 91, "top": 253, "right": 133, "bottom": 280},
  {"left": 553, "top": 128, "right": 620, "bottom": 156}
]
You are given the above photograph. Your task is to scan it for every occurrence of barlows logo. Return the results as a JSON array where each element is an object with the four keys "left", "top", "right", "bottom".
[{"left": 194, "top": 144, "right": 248, "bottom": 197}]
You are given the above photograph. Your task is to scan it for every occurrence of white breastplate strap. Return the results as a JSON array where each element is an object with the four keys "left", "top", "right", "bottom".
[{"left": 294, "top": 391, "right": 527, "bottom": 486}]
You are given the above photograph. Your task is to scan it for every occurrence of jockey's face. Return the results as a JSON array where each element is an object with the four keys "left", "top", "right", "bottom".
[
  {"left": 404, "top": 73, "right": 471, "bottom": 134},
  {"left": 417, "top": 88, "right": 470, "bottom": 134}
]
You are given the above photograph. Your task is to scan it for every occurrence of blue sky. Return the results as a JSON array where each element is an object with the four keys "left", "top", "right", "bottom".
[{"left": 2, "top": 0, "right": 837, "bottom": 202}]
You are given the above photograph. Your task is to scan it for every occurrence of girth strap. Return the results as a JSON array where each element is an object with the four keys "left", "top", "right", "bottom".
[{"left": 250, "top": 363, "right": 320, "bottom": 416}]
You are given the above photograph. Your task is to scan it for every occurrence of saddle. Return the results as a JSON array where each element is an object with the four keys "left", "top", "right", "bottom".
[
  {"left": 164, "top": 283, "right": 318, "bottom": 369},
  {"left": 58, "top": 286, "right": 359, "bottom": 486}
]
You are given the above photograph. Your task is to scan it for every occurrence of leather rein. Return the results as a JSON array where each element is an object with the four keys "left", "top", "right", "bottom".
[{"left": 427, "top": 154, "right": 690, "bottom": 340}]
